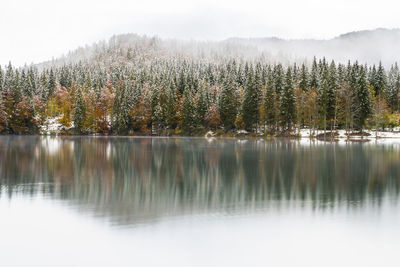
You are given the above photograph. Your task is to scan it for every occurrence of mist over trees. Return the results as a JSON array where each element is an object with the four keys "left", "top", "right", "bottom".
[{"left": 0, "top": 33, "right": 400, "bottom": 136}]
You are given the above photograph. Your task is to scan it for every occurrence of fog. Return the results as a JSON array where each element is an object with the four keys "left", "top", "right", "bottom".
[
  {"left": 223, "top": 28, "right": 400, "bottom": 67},
  {"left": 37, "top": 29, "right": 400, "bottom": 69},
  {"left": 1, "top": 0, "right": 400, "bottom": 66}
]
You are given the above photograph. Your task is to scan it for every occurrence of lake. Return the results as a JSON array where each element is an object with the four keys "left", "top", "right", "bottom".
[{"left": 1, "top": 136, "right": 400, "bottom": 267}]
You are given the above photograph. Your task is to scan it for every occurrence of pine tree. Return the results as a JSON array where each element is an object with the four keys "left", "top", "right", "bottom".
[
  {"left": 181, "top": 88, "right": 196, "bottom": 133},
  {"left": 242, "top": 68, "right": 260, "bottom": 131},
  {"left": 177, "top": 70, "right": 186, "bottom": 96},
  {"left": 318, "top": 65, "right": 330, "bottom": 135},
  {"left": 387, "top": 64, "right": 399, "bottom": 111},
  {"left": 280, "top": 67, "right": 296, "bottom": 131},
  {"left": 354, "top": 66, "right": 372, "bottom": 130},
  {"left": 369, "top": 65, "right": 377, "bottom": 89},
  {"left": 152, "top": 86, "right": 168, "bottom": 134},
  {"left": 273, "top": 64, "right": 284, "bottom": 94},
  {"left": 347, "top": 63, "right": 360, "bottom": 131},
  {"left": 309, "top": 57, "right": 319, "bottom": 88},
  {"left": 375, "top": 62, "right": 387, "bottom": 97},
  {"left": 0, "top": 96, "right": 8, "bottom": 132},
  {"left": 21, "top": 70, "right": 32, "bottom": 98},
  {"left": 40, "top": 72, "right": 49, "bottom": 99},
  {"left": 0, "top": 66, "right": 4, "bottom": 92},
  {"left": 73, "top": 86, "right": 86, "bottom": 133},
  {"left": 219, "top": 75, "right": 239, "bottom": 130},
  {"left": 337, "top": 64, "right": 345, "bottom": 85},
  {"left": 12, "top": 70, "right": 22, "bottom": 103},
  {"left": 47, "top": 69, "right": 57, "bottom": 98},
  {"left": 112, "top": 80, "right": 130, "bottom": 134},
  {"left": 298, "top": 64, "right": 308, "bottom": 92},
  {"left": 263, "top": 70, "right": 276, "bottom": 131},
  {"left": 196, "top": 83, "right": 208, "bottom": 128},
  {"left": 27, "top": 67, "right": 37, "bottom": 97},
  {"left": 4, "top": 62, "right": 14, "bottom": 91},
  {"left": 327, "top": 61, "right": 338, "bottom": 130},
  {"left": 166, "top": 83, "right": 179, "bottom": 129}
]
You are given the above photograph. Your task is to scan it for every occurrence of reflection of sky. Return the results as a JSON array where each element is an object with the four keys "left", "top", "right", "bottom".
[
  {"left": 1, "top": 136, "right": 400, "bottom": 266},
  {"left": 1, "top": 136, "right": 400, "bottom": 225},
  {"left": 1, "top": 193, "right": 400, "bottom": 267}
]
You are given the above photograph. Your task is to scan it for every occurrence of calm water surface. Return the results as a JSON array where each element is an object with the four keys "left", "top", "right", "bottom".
[{"left": 1, "top": 136, "right": 400, "bottom": 267}]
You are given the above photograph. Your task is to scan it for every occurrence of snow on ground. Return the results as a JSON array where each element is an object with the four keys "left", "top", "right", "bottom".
[
  {"left": 299, "top": 128, "right": 400, "bottom": 139},
  {"left": 41, "top": 117, "right": 62, "bottom": 132},
  {"left": 40, "top": 116, "right": 73, "bottom": 134},
  {"left": 205, "top": 131, "right": 215, "bottom": 138},
  {"left": 37, "top": 120, "right": 400, "bottom": 143}
]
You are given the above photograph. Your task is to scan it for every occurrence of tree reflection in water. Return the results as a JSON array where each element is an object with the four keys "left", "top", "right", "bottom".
[{"left": 1, "top": 136, "right": 399, "bottom": 226}]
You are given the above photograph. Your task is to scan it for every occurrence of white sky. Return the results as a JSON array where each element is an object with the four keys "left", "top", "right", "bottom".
[{"left": 1, "top": 0, "right": 400, "bottom": 66}]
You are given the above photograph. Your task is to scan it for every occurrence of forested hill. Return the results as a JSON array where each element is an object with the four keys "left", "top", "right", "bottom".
[
  {"left": 0, "top": 30, "right": 399, "bottom": 136},
  {"left": 224, "top": 28, "right": 400, "bottom": 67},
  {"left": 38, "top": 28, "right": 400, "bottom": 68}
]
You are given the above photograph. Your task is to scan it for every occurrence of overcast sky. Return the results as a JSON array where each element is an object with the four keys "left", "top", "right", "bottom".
[{"left": 1, "top": 0, "right": 400, "bottom": 66}]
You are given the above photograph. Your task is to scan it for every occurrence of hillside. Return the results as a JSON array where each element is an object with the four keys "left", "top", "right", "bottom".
[
  {"left": 39, "top": 28, "right": 400, "bottom": 68},
  {"left": 1, "top": 29, "right": 400, "bottom": 137}
]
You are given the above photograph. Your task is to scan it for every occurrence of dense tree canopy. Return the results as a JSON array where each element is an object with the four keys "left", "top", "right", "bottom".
[{"left": 0, "top": 36, "right": 399, "bottom": 136}]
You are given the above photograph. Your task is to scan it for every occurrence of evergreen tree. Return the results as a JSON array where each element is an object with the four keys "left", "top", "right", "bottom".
[
  {"left": 166, "top": 83, "right": 179, "bottom": 129},
  {"left": 369, "top": 65, "right": 377, "bottom": 89},
  {"left": 181, "top": 88, "right": 196, "bottom": 133},
  {"left": 73, "top": 86, "right": 86, "bottom": 133},
  {"left": 4, "top": 62, "right": 14, "bottom": 91},
  {"left": 112, "top": 80, "right": 130, "bottom": 134},
  {"left": 387, "top": 64, "right": 399, "bottom": 111},
  {"left": 152, "top": 86, "right": 168, "bottom": 133},
  {"left": 337, "top": 64, "right": 345, "bottom": 85},
  {"left": 196, "top": 83, "right": 209, "bottom": 128},
  {"left": 0, "top": 96, "right": 7, "bottom": 132},
  {"left": 27, "top": 68, "right": 37, "bottom": 97},
  {"left": 327, "top": 61, "right": 338, "bottom": 129},
  {"left": 242, "top": 69, "right": 260, "bottom": 131},
  {"left": 318, "top": 65, "right": 330, "bottom": 134},
  {"left": 219, "top": 75, "right": 239, "bottom": 130},
  {"left": 12, "top": 70, "right": 22, "bottom": 103},
  {"left": 263, "top": 70, "right": 276, "bottom": 130},
  {"left": 0, "top": 66, "right": 3, "bottom": 92},
  {"left": 309, "top": 57, "right": 319, "bottom": 88},
  {"left": 280, "top": 68, "right": 296, "bottom": 130},
  {"left": 177, "top": 70, "right": 186, "bottom": 96},
  {"left": 375, "top": 62, "right": 387, "bottom": 96},
  {"left": 47, "top": 69, "right": 57, "bottom": 98},
  {"left": 298, "top": 64, "right": 308, "bottom": 92},
  {"left": 354, "top": 66, "right": 372, "bottom": 130},
  {"left": 21, "top": 70, "right": 31, "bottom": 98},
  {"left": 273, "top": 64, "right": 284, "bottom": 94},
  {"left": 40, "top": 72, "right": 48, "bottom": 99}
]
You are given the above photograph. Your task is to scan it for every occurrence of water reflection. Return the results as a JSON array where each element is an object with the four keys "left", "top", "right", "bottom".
[{"left": 1, "top": 136, "right": 400, "bottom": 225}]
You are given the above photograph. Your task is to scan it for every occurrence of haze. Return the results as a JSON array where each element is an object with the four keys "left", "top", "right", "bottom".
[{"left": 1, "top": 0, "right": 400, "bottom": 66}]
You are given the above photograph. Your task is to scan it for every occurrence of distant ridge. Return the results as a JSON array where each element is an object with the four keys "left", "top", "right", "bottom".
[
  {"left": 221, "top": 28, "right": 400, "bottom": 66},
  {"left": 38, "top": 28, "right": 400, "bottom": 68}
]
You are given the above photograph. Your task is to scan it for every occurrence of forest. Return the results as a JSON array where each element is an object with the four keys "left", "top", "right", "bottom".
[{"left": 0, "top": 35, "right": 399, "bottom": 136}]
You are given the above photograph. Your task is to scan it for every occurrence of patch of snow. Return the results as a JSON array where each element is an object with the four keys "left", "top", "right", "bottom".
[
  {"left": 299, "top": 128, "right": 400, "bottom": 140},
  {"left": 41, "top": 116, "right": 62, "bottom": 133},
  {"left": 40, "top": 116, "right": 73, "bottom": 134},
  {"left": 205, "top": 131, "right": 215, "bottom": 138}
]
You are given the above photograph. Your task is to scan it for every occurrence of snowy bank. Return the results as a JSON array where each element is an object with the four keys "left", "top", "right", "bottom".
[
  {"left": 40, "top": 117, "right": 73, "bottom": 135},
  {"left": 299, "top": 128, "right": 400, "bottom": 140}
]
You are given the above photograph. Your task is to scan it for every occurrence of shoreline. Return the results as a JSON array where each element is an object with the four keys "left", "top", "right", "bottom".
[{"left": 6, "top": 129, "right": 400, "bottom": 140}]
